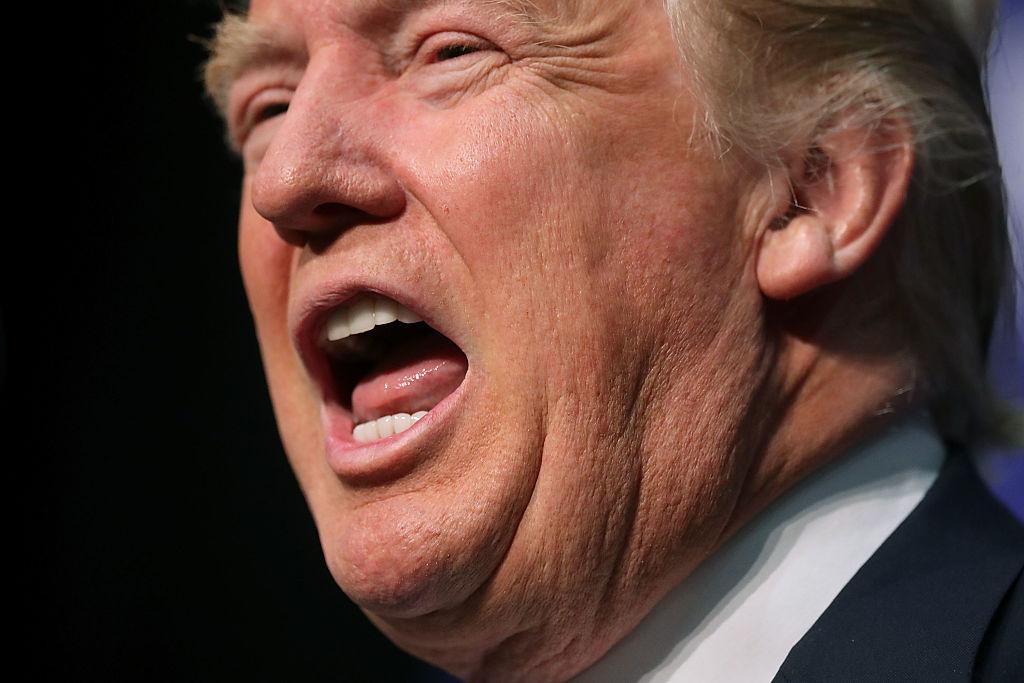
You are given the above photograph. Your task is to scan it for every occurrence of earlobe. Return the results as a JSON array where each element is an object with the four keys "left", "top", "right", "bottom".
[{"left": 755, "top": 117, "right": 914, "bottom": 301}]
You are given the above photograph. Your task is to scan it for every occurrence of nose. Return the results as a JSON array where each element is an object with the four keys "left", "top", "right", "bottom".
[{"left": 250, "top": 56, "right": 406, "bottom": 248}]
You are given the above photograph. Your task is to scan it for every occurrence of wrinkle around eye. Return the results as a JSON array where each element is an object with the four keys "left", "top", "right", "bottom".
[
  {"left": 406, "top": 55, "right": 513, "bottom": 105},
  {"left": 398, "top": 31, "right": 512, "bottom": 104}
]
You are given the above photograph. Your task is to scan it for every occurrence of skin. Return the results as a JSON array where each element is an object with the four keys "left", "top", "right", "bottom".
[{"left": 224, "top": 0, "right": 915, "bottom": 679}]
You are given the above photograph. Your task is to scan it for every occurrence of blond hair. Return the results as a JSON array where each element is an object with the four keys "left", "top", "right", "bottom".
[{"left": 665, "top": 0, "right": 1014, "bottom": 441}]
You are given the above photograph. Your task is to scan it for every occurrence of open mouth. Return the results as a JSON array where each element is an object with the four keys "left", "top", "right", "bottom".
[{"left": 314, "top": 293, "right": 469, "bottom": 445}]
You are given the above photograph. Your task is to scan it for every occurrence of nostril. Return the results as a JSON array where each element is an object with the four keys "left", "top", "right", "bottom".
[
  {"left": 268, "top": 204, "right": 378, "bottom": 249},
  {"left": 313, "top": 203, "right": 365, "bottom": 220},
  {"left": 305, "top": 204, "right": 382, "bottom": 253}
]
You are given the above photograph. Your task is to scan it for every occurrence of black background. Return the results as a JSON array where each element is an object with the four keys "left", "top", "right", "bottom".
[{"left": 8, "top": 2, "right": 441, "bottom": 680}]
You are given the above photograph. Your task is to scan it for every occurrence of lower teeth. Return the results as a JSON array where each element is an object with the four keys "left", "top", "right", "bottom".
[{"left": 353, "top": 411, "right": 429, "bottom": 443}]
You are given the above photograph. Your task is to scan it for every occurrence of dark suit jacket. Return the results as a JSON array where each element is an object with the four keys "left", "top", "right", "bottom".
[{"left": 774, "top": 451, "right": 1024, "bottom": 682}]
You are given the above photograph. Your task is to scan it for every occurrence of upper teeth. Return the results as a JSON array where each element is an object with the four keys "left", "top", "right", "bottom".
[{"left": 325, "top": 294, "right": 422, "bottom": 342}]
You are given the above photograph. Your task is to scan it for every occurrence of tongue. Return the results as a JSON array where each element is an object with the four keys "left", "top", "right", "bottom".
[{"left": 351, "top": 330, "right": 468, "bottom": 424}]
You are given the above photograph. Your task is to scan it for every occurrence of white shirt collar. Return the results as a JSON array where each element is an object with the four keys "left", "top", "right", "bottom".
[{"left": 574, "top": 413, "right": 945, "bottom": 683}]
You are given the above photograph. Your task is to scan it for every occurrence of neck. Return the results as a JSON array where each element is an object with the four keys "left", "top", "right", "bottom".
[{"left": 729, "top": 331, "right": 919, "bottom": 538}]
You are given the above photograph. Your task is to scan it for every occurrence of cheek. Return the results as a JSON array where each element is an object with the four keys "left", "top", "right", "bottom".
[
  {"left": 395, "top": 90, "right": 730, "bottom": 367},
  {"left": 238, "top": 179, "right": 294, "bottom": 337},
  {"left": 238, "top": 180, "right": 348, "bottom": 517},
  {"left": 396, "top": 94, "right": 611, "bottom": 347},
  {"left": 237, "top": 181, "right": 312, "bottom": 442}
]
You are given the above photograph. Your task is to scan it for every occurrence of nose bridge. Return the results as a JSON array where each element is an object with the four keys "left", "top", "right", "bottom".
[{"left": 251, "top": 47, "right": 405, "bottom": 241}]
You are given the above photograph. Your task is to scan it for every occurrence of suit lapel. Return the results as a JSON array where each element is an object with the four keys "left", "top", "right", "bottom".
[{"left": 773, "top": 452, "right": 1024, "bottom": 682}]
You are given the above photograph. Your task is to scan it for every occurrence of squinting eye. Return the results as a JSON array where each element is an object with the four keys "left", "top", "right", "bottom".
[
  {"left": 254, "top": 102, "right": 289, "bottom": 124},
  {"left": 435, "top": 44, "right": 481, "bottom": 61}
]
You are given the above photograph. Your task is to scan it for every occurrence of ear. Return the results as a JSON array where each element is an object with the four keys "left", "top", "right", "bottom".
[{"left": 755, "top": 116, "right": 914, "bottom": 300}]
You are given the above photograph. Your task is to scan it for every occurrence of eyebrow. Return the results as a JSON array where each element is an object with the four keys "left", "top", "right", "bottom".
[{"left": 201, "top": 0, "right": 553, "bottom": 118}]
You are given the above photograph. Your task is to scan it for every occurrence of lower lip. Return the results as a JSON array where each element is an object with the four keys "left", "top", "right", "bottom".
[{"left": 321, "top": 370, "right": 472, "bottom": 483}]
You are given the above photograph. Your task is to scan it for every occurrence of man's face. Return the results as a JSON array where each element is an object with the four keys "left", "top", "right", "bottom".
[{"left": 230, "top": 0, "right": 765, "bottom": 674}]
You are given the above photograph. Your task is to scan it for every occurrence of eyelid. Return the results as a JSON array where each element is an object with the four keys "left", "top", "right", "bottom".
[
  {"left": 414, "top": 30, "right": 497, "bottom": 65},
  {"left": 226, "top": 63, "right": 302, "bottom": 143},
  {"left": 246, "top": 90, "right": 291, "bottom": 125},
  {"left": 233, "top": 85, "right": 293, "bottom": 148}
]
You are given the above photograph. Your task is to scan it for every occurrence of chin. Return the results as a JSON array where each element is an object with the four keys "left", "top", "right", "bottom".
[{"left": 315, "top": 478, "right": 517, "bottom": 621}]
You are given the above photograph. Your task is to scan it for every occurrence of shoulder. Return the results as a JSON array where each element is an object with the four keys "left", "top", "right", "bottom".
[{"left": 775, "top": 451, "right": 1024, "bottom": 682}]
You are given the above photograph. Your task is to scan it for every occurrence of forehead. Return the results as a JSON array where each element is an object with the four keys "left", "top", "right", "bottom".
[
  {"left": 242, "top": 0, "right": 642, "bottom": 47},
  {"left": 205, "top": 0, "right": 643, "bottom": 117},
  {"left": 247, "top": 0, "right": 576, "bottom": 25}
]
